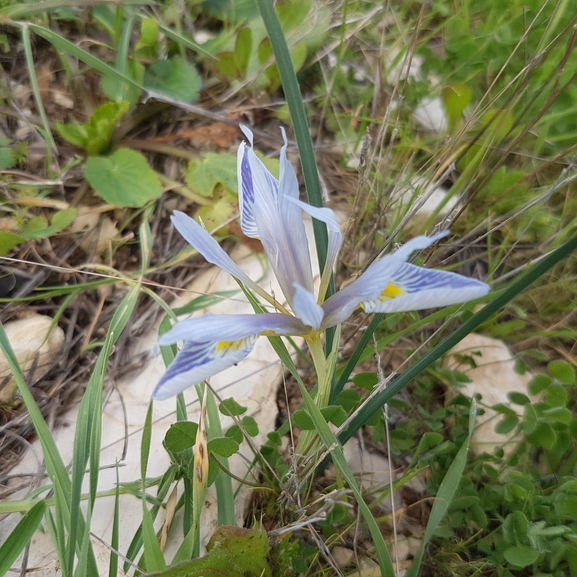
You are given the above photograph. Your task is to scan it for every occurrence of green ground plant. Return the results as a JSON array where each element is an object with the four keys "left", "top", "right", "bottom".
[{"left": 1, "top": 0, "right": 577, "bottom": 576}]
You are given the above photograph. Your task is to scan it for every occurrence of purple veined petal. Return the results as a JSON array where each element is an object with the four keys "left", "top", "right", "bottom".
[
  {"left": 292, "top": 283, "right": 324, "bottom": 330},
  {"left": 361, "top": 262, "right": 490, "bottom": 313},
  {"left": 171, "top": 211, "right": 270, "bottom": 301},
  {"left": 152, "top": 336, "right": 257, "bottom": 400},
  {"left": 320, "top": 231, "right": 451, "bottom": 328},
  {"left": 159, "top": 312, "right": 308, "bottom": 346},
  {"left": 287, "top": 197, "right": 343, "bottom": 302},
  {"left": 237, "top": 125, "right": 280, "bottom": 239},
  {"left": 244, "top": 128, "right": 314, "bottom": 302}
]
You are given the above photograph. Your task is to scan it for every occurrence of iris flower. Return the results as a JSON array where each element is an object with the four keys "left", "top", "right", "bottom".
[{"left": 152, "top": 127, "right": 489, "bottom": 400}]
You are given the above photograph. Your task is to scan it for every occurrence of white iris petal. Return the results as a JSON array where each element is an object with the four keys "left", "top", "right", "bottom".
[{"left": 292, "top": 283, "right": 324, "bottom": 330}]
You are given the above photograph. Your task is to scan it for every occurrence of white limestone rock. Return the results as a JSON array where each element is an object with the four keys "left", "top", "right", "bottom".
[
  {"left": 447, "top": 333, "right": 532, "bottom": 454},
  {"left": 0, "top": 313, "right": 64, "bottom": 403}
]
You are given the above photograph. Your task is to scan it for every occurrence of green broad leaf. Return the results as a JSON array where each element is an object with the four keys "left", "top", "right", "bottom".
[
  {"left": 85, "top": 148, "right": 162, "bottom": 207},
  {"left": 495, "top": 415, "right": 519, "bottom": 435},
  {"left": 186, "top": 152, "right": 238, "bottom": 197},
  {"left": 528, "top": 374, "right": 552, "bottom": 395},
  {"left": 335, "top": 389, "right": 360, "bottom": 411},
  {"left": 293, "top": 408, "right": 315, "bottom": 431},
  {"left": 207, "top": 436, "right": 239, "bottom": 458},
  {"left": 352, "top": 372, "right": 378, "bottom": 391},
  {"left": 503, "top": 545, "right": 539, "bottom": 568},
  {"left": 0, "top": 145, "right": 16, "bottom": 169},
  {"left": 219, "top": 398, "right": 247, "bottom": 417},
  {"left": 135, "top": 18, "right": 160, "bottom": 61},
  {"left": 216, "top": 52, "right": 239, "bottom": 78},
  {"left": 56, "top": 121, "right": 90, "bottom": 149},
  {"left": 241, "top": 415, "right": 259, "bottom": 437},
  {"left": 22, "top": 215, "right": 48, "bottom": 238},
  {"left": 320, "top": 405, "right": 347, "bottom": 427},
  {"left": 0, "top": 231, "right": 24, "bottom": 256},
  {"left": 546, "top": 383, "right": 568, "bottom": 407},
  {"left": 266, "top": 431, "right": 282, "bottom": 446},
  {"left": 165, "top": 421, "right": 199, "bottom": 453},
  {"left": 145, "top": 526, "right": 271, "bottom": 577},
  {"left": 419, "top": 432, "right": 443, "bottom": 450},
  {"left": 194, "top": 194, "right": 237, "bottom": 234},
  {"left": 508, "top": 392, "right": 530, "bottom": 405},
  {"left": 441, "top": 83, "right": 472, "bottom": 132},
  {"left": 225, "top": 424, "right": 243, "bottom": 445},
  {"left": 548, "top": 360, "right": 575, "bottom": 385},
  {"left": 144, "top": 57, "right": 202, "bottom": 103},
  {"left": 20, "top": 208, "right": 77, "bottom": 241},
  {"left": 526, "top": 422, "right": 556, "bottom": 449}
]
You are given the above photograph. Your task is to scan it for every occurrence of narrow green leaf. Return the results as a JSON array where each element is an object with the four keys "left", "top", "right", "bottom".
[
  {"left": 29, "top": 23, "right": 143, "bottom": 92},
  {"left": 21, "top": 25, "right": 57, "bottom": 153},
  {"left": 141, "top": 402, "right": 166, "bottom": 572},
  {"left": 204, "top": 386, "right": 236, "bottom": 526},
  {"left": 405, "top": 403, "right": 476, "bottom": 577},
  {"left": 0, "top": 500, "right": 46, "bottom": 576}
]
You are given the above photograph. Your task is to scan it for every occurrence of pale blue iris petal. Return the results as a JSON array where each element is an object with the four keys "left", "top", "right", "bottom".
[
  {"left": 287, "top": 197, "right": 343, "bottom": 301},
  {"left": 319, "top": 264, "right": 396, "bottom": 328},
  {"left": 362, "top": 263, "right": 490, "bottom": 313},
  {"left": 171, "top": 211, "right": 260, "bottom": 290},
  {"left": 292, "top": 283, "right": 324, "bottom": 330},
  {"left": 152, "top": 337, "right": 257, "bottom": 400},
  {"left": 159, "top": 313, "right": 308, "bottom": 346},
  {"left": 278, "top": 127, "right": 299, "bottom": 200},
  {"left": 320, "top": 232, "right": 451, "bottom": 328},
  {"left": 237, "top": 141, "right": 260, "bottom": 239},
  {"left": 276, "top": 128, "right": 314, "bottom": 292},
  {"left": 237, "top": 126, "right": 280, "bottom": 239}
]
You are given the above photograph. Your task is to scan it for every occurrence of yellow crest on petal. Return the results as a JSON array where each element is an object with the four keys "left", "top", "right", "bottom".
[{"left": 380, "top": 281, "right": 405, "bottom": 300}]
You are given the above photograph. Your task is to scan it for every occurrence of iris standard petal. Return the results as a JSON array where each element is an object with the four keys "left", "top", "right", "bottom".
[
  {"left": 241, "top": 127, "right": 314, "bottom": 302},
  {"left": 152, "top": 337, "right": 257, "bottom": 400},
  {"left": 361, "top": 262, "right": 490, "bottom": 313},
  {"left": 237, "top": 125, "right": 280, "bottom": 239},
  {"left": 159, "top": 312, "right": 308, "bottom": 346},
  {"left": 292, "top": 283, "right": 324, "bottom": 330},
  {"left": 287, "top": 197, "right": 343, "bottom": 302}
]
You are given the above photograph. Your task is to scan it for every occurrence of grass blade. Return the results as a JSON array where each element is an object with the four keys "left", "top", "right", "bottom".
[
  {"left": 20, "top": 25, "right": 57, "bottom": 154},
  {"left": 28, "top": 23, "right": 143, "bottom": 91},
  {"left": 204, "top": 385, "right": 236, "bottom": 527},
  {"left": 0, "top": 500, "right": 46, "bottom": 577},
  {"left": 141, "top": 402, "right": 167, "bottom": 572}
]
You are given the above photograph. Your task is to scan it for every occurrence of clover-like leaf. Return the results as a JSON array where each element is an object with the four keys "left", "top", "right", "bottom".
[
  {"left": 165, "top": 421, "right": 199, "bottom": 453},
  {"left": 85, "top": 148, "right": 162, "bottom": 207},
  {"left": 144, "top": 57, "right": 202, "bottom": 103}
]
